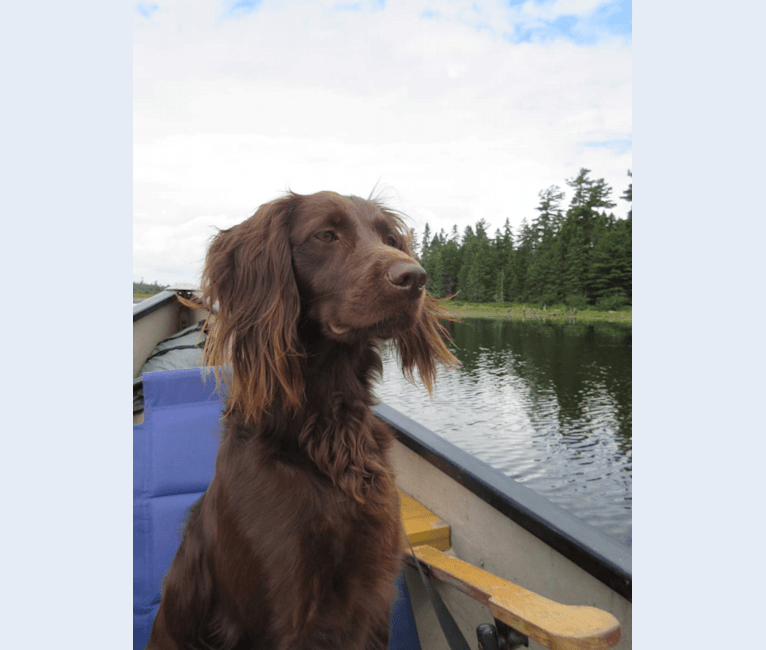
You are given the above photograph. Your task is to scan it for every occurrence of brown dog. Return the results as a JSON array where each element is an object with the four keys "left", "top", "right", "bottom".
[{"left": 147, "top": 191, "right": 457, "bottom": 649}]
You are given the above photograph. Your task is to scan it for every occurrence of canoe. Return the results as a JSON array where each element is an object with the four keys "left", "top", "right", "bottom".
[{"left": 133, "top": 289, "right": 631, "bottom": 650}]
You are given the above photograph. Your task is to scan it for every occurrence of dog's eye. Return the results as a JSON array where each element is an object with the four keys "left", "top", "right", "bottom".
[
  {"left": 315, "top": 231, "right": 338, "bottom": 243},
  {"left": 386, "top": 234, "right": 398, "bottom": 247}
]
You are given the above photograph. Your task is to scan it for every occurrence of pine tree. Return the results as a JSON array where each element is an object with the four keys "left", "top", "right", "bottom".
[
  {"left": 457, "top": 225, "right": 475, "bottom": 298},
  {"left": 510, "top": 218, "right": 534, "bottom": 301},
  {"left": 561, "top": 169, "right": 617, "bottom": 303},
  {"left": 438, "top": 232, "right": 461, "bottom": 297},
  {"left": 557, "top": 220, "right": 588, "bottom": 299},
  {"left": 532, "top": 185, "right": 565, "bottom": 242},
  {"left": 492, "top": 222, "right": 512, "bottom": 302},
  {"left": 587, "top": 170, "right": 632, "bottom": 307},
  {"left": 494, "top": 219, "right": 515, "bottom": 302},
  {"left": 526, "top": 186, "right": 565, "bottom": 304},
  {"left": 464, "top": 220, "right": 494, "bottom": 302},
  {"left": 420, "top": 223, "right": 432, "bottom": 259},
  {"left": 421, "top": 229, "right": 443, "bottom": 297},
  {"left": 621, "top": 170, "right": 632, "bottom": 219},
  {"left": 588, "top": 217, "right": 631, "bottom": 308}
]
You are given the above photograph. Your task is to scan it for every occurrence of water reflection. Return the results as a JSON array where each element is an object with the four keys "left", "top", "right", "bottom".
[{"left": 376, "top": 318, "right": 632, "bottom": 547}]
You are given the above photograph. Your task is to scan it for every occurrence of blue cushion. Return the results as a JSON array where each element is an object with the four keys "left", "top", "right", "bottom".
[
  {"left": 133, "top": 367, "right": 420, "bottom": 650},
  {"left": 390, "top": 574, "right": 422, "bottom": 650},
  {"left": 133, "top": 369, "right": 224, "bottom": 650}
]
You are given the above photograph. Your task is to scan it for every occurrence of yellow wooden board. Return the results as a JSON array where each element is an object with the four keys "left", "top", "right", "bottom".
[
  {"left": 396, "top": 490, "right": 621, "bottom": 649},
  {"left": 405, "top": 544, "right": 621, "bottom": 650},
  {"left": 398, "top": 488, "right": 451, "bottom": 551}
]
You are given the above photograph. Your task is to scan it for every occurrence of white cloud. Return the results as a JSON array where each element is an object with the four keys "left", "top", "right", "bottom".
[{"left": 134, "top": 0, "right": 631, "bottom": 285}]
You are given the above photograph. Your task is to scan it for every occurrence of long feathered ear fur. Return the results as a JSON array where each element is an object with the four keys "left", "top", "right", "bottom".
[
  {"left": 395, "top": 293, "right": 460, "bottom": 393},
  {"left": 189, "top": 195, "right": 304, "bottom": 425},
  {"left": 393, "top": 226, "right": 460, "bottom": 391}
]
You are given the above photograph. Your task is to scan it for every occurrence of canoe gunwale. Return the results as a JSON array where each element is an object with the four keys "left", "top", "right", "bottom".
[
  {"left": 373, "top": 403, "right": 632, "bottom": 602},
  {"left": 133, "top": 289, "right": 179, "bottom": 322}
]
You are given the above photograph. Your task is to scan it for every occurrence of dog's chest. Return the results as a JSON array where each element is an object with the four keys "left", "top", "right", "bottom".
[
  {"left": 299, "top": 491, "right": 401, "bottom": 618},
  {"left": 304, "top": 486, "right": 398, "bottom": 563}
]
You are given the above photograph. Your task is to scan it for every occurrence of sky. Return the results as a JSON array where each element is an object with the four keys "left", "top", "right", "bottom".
[
  {"left": 133, "top": 0, "right": 631, "bottom": 287},
  {"left": 6, "top": 3, "right": 764, "bottom": 641}
]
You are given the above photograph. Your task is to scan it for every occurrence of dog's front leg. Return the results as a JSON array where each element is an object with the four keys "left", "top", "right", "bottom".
[{"left": 146, "top": 499, "right": 215, "bottom": 649}]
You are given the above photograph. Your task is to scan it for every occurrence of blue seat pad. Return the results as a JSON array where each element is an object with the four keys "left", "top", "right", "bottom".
[{"left": 133, "top": 367, "right": 420, "bottom": 649}]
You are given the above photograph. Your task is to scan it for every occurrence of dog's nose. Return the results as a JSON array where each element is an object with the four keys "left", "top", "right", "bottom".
[{"left": 387, "top": 261, "right": 427, "bottom": 297}]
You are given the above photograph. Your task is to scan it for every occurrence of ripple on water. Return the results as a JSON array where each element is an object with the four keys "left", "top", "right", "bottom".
[{"left": 376, "top": 323, "right": 632, "bottom": 547}]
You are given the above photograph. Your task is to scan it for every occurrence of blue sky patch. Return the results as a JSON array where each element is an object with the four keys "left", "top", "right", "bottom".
[
  {"left": 584, "top": 139, "right": 632, "bottom": 155},
  {"left": 592, "top": 1, "right": 632, "bottom": 36},
  {"left": 136, "top": 2, "right": 159, "bottom": 19},
  {"left": 505, "top": 0, "right": 631, "bottom": 45},
  {"left": 335, "top": 0, "right": 385, "bottom": 11},
  {"left": 224, "top": 0, "right": 264, "bottom": 20}
]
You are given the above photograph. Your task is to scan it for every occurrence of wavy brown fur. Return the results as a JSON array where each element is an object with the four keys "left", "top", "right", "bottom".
[
  {"left": 189, "top": 195, "right": 304, "bottom": 424},
  {"left": 149, "top": 190, "right": 457, "bottom": 650}
]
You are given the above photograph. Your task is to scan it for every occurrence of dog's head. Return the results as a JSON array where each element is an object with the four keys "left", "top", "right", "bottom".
[{"left": 194, "top": 190, "right": 458, "bottom": 424}]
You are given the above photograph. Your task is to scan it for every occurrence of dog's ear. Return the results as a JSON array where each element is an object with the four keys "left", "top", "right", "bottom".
[
  {"left": 394, "top": 293, "right": 460, "bottom": 395},
  {"left": 198, "top": 195, "right": 304, "bottom": 424}
]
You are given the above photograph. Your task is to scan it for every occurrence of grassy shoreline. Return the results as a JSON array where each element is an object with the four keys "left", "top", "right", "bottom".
[{"left": 438, "top": 301, "right": 632, "bottom": 325}]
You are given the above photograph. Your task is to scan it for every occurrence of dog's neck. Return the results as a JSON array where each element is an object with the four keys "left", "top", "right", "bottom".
[
  {"left": 300, "top": 336, "right": 392, "bottom": 499},
  {"left": 306, "top": 342, "right": 380, "bottom": 404},
  {"left": 241, "top": 324, "right": 392, "bottom": 494}
]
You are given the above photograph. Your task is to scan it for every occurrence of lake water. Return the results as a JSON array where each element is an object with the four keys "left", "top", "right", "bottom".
[{"left": 375, "top": 318, "right": 632, "bottom": 548}]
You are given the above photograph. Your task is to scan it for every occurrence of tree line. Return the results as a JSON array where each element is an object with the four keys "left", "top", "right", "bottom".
[
  {"left": 417, "top": 168, "right": 632, "bottom": 311},
  {"left": 133, "top": 280, "right": 169, "bottom": 295}
]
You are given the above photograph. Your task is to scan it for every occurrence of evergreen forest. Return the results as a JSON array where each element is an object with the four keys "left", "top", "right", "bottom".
[
  {"left": 417, "top": 168, "right": 632, "bottom": 311},
  {"left": 133, "top": 280, "right": 169, "bottom": 295}
]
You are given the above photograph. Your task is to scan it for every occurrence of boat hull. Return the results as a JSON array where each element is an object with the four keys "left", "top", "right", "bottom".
[{"left": 133, "top": 291, "right": 631, "bottom": 649}]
